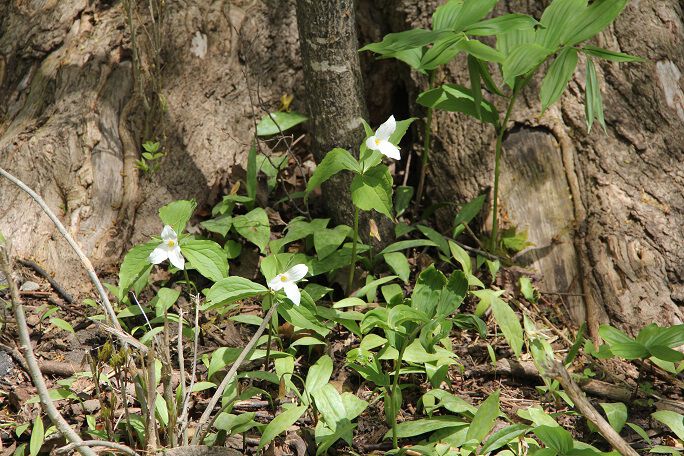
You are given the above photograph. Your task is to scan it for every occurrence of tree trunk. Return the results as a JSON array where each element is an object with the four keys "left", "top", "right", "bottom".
[{"left": 377, "top": 0, "right": 684, "bottom": 334}]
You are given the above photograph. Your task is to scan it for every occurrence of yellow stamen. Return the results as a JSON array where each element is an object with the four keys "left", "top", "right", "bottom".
[
  {"left": 375, "top": 139, "right": 381, "bottom": 145},
  {"left": 280, "top": 275, "right": 288, "bottom": 282},
  {"left": 167, "top": 240, "right": 175, "bottom": 247}
]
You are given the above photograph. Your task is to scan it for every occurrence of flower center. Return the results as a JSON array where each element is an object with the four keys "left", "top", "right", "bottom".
[
  {"left": 375, "top": 138, "right": 381, "bottom": 145},
  {"left": 280, "top": 275, "right": 288, "bottom": 282},
  {"left": 167, "top": 239, "right": 176, "bottom": 247}
]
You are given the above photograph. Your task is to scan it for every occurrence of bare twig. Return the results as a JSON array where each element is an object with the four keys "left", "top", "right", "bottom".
[
  {"left": 545, "top": 361, "right": 639, "bottom": 456},
  {"left": 176, "top": 305, "right": 186, "bottom": 444},
  {"left": 191, "top": 300, "right": 280, "bottom": 445},
  {"left": 178, "top": 294, "right": 201, "bottom": 444},
  {"left": 17, "top": 259, "right": 74, "bottom": 303},
  {"left": 0, "top": 239, "right": 96, "bottom": 456},
  {"left": 55, "top": 440, "right": 141, "bottom": 456},
  {"left": 0, "top": 167, "right": 128, "bottom": 345},
  {"left": 145, "top": 346, "right": 158, "bottom": 452}
]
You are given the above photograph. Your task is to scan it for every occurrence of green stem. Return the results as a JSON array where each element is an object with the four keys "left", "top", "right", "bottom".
[
  {"left": 347, "top": 206, "right": 360, "bottom": 294},
  {"left": 416, "top": 71, "right": 436, "bottom": 205},
  {"left": 390, "top": 326, "right": 422, "bottom": 449},
  {"left": 490, "top": 83, "right": 523, "bottom": 252},
  {"left": 182, "top": 269, "right": 197, "bottom": 296}
]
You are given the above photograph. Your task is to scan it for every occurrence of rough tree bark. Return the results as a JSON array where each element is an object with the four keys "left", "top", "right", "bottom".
[{"left": 376, "top": 0, "right": 684, "bottom": 333}]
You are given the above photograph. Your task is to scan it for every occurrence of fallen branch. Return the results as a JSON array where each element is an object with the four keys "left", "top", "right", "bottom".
[
  {"left": 55, "top": 440, "right": 141, "bottom": 456},
  {"left": 0, "top": 167, "right": 127, "bottom": 345},
  {"left": 191, "top": 300, "right": 280, "bottom": 445},
  {"left": 17, "top": 258, "right": 74, "bottom": 304},
  {"left": 0, "top": 238, "right": 96, "bottom": 456},
  {"left": 545, "top": 361, "right": 639, "bottom": 456}
]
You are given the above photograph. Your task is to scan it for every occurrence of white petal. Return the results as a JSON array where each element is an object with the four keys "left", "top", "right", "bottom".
[
  {"left": 285, "top": 264, "right": 308, "bottom": 282},
  {"left": 366, "top": 135, "right": 379, "bottom": 151},
  {"left": 168, "top": 247, "right": 185, "bottom": 270},
  {"left": 375, "top": 115, "right": 396, "bottom": 141},
  {"left": 268, "top": 275, "right": 286, "bottom": 291},
  {"left": 161, "top": 225, "right": 177, "bottom": 242},
  {"left": 148, "top": 245, "right": 169, "bottom": 264},
  {"left": 283, "top": 282, "right": 301, "bottom": 305},
  {"left": 377, "top": 140, "right": 401, "bottom": 160}
]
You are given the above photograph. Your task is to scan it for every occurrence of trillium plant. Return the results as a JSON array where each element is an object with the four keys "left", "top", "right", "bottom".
[
  {"left": 267, "top": 264, "right": 308, "bottom": 305},
  {"left": 149, "top": 225, "right": 185, "bottom": 270},
  {"left": 360, "top": 0, "right": 643, "bottom": 251},
  {"left": 305, "top": 114, "right": 415, "bottom": 293}
]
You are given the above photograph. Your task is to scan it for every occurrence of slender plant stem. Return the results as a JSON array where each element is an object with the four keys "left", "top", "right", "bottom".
[
  {"left": 347, "top": 206, "right": 360, "bottom": 294},
  {"left": 490, "top": 83, "right": 522, "bottom": 251},
  {"left": 390, "top": 326, "right": 422, "bottom": 449},
  {"left": 416, "top": 70, "right": 436, "bottom": 205}
]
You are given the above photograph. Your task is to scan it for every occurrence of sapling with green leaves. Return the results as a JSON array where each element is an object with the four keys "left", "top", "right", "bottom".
[
  {"left": 361, "top": 0, "right": 642, "bottom": 251},
  {"left": 305, "top": 115, "right": 415, "bottom": 294}
]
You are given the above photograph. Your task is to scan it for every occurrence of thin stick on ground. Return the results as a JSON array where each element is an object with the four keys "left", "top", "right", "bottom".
[
  {"left": 191, "top": 300, "right": 280, "bottom": 445},
  {"left": 0, "top": 239, "right": 97, "bottom": 456},
  {"left": 0, "top": 167, "right": 127, "bottom": 342},
  {"left": 55, "top": 440, "right": 141, "bottom": 456},
  {"left": 178, "top": 294, "right": 201, "bottom": 444},
  {"left": 545, "top": 360, "right": 639, "bottom": 456}
]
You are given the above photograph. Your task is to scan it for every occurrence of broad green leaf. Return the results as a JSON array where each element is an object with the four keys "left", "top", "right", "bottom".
[
  {"left": 312, "top": 384, "right": 346, "bottom": 429},
  {"left": 599, "top": 402, "right": 628, "bottom": 433},
  {"left": 582, "top": 45, "right": 644, "bottom": 63},
  {"left": 118, "top": 241, "right": 156, "bottom": 299},
  {"left": 466, "top": 14, "right": 539, "bottom": 36},
  {"left": 627, "top": 422, "right": 652, "bottom": 444},
  {"left": 380, "top": 239, "right": 438, "bottom": 255},
  {"left": 159, "top": 199, "right": 196, "bottom": 234},
  {"left": 468, "top": 55, "right": 483, "bottom": 118},
  {"left": 422, "top": 389, "right": 477, "bottom": 416},
  {"left": 256, "top": 111, "right": 308, "bottom": 136},
  {"left": 420, "top": 34, "right": 465, "bottom": 70},
  {"left": 391, "top": 47, "right": 425, "bottom": 70},
  {"left": 436, "top": 271, "right": 468, "bottom": 317},
  {"left": 536, "top": 0, "right": 587, "bottom": 49},
  {"left": 481, "top": 424, "right": 530, "bottom": 454},
  {"left": 585, "top": 57, "right": 605, "bottom": 132},
  {"left": 314, "top": 225, "right": 351, "bottom": 260},
  {"left": 258, "top": 405, "right": 308, "bottom": 450},
  {"left": 181, "top": 239, "right": 228, "bottom": 282},
  {"left": 649, "top": 345, "right": 684, "bottom": 363},
  {"left": 417, "top": 84, "right": 498, "bottom": 124},
  {"left": 341, "top": 392, "right": 368, "bottom": 421},
  {"left": 599, "top": 325, "right": 633, "bottom": 346},
  {"left": 480, "top": 290, "right": 523, "bottom": 357},
  {"left": 306, "top": 148, "right": 360, "bottom": 194},
  {"left": 502, "top": 43, "right": 551, "bottom": 88},
  {"left": 639, "top": 324, "right": 684, "bottom": 349},
  {"left": 395, "top": 186, "right": 414, "bottom": 216},
  {"left": 290, "top": 336, "right": 326, "bottom": 347},
  {"left": 449, "top": 0, "right": 498, "bottom": 33},
  {"left": 333, "top": 297, "right": 367, "bottom": 309},
  {"left": 360, "top": 29, "right": 445, "bottom": 54},
  {"left": 566, "top": 0, "right": 630, "bottom": 46},
  {"left": 49, "top": 318, "right": 75, "bottom": 334},
  {"left": 154, "top": 287, "right": 180, "bottom": 317},
  {"left": 454, "top": 193, "right": 486, "bottom": 227},
  {"left": 305, "top": 355, "right": 333, "bottom": 395},
  {"left": 384, "top": 252, "right": 410, "bottom": 283},
  {"left": 534, "top": 425, "right": 573, "bottom": 454},
  {"left": 215, "top": 412, "right": 257, "bottom": 435},
  {"left": 541, "top": 47, "right": 578, "bottom": 113},
  {"left": 385, "top": 416, "right": 468, "bottom": 439},
  {"left": 463, "top": 39, "right": 505, "bottom": 63},
  {"left": 200, "top": 214, "right": 232, "bottom": 237},
  {"left": 449, "top": 240, "right": 472, "bottom": 275},
  {"left": 466, "top": 390, "right": 501, "bottom": 442},
  {"left": 204, "top": 276, "right": 268, "bottom": 308},
  {"left": 432, "top": 0, "right": 464, "bottom": 31},
  {"left": 351, "top": 165, "right": 393, "bottom": 219},
  {"left": 30, "top": 416, "right": 44, "bottom": 456},
  {"left": 411, "top": 265, "right": 447, "bottom": 317},
  {"left": 417, "top": 225, "right": 450, "bottom": 256},
  {"left": 233, "top": 207, "right": 270, "bottom": 252},
  {"left": 190, "top": 381, "right": 217, "bottom": 393},
  {"left": 609, "top": 342, "right": 650, "bottom": 360},
  {"left": 497, "top": 28, "right": 536, "bottom": 56},
  {"left": 519, "top": 276, "right": 538, "bottom": 303}
]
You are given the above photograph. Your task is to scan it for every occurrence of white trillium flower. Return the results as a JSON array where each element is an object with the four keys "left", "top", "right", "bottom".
[
  {"left": 148, "top": 225, "right": 185, "bottom": 270},
  {"left": 365, "top": 115, "right": 401, "bottom": 160},
  {"left": 268, "top": 264, "right": 308, "bottom": 305}
]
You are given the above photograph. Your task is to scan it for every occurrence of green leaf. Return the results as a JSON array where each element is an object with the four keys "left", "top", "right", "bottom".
[
  {"left": 534, "top": 425, "right": 573, "bottom": 454},
  {"left": 314, "top": 225, "right": 351, "bottom": 260},
  {"left": 419, "top": 34, "right": 465, "bottom": 70},
  {"left": 449, "top": 0, "right": 498, "bottom": 33},
  {"left": 154, "top": 287, "right": 180, "bottom": 318},
  {"left": 466, "top": 390, "right": 500, "bottom": 442},
  {"left": 181, "top": 239, "right": 228, "bottom": 282},
  {"left": 256, "top": 112, "right": 308, "bottom": 136},
  {"left": 502, "top": 43, "right": 551, "bottom": 88},
  {"left": 468, "top": 55, "right": 483, "bottom": 118},
  {"left": 417, "top": 225, "right": 450, "bottom": 256},
  {"left": 599, "top": 403, "right": 628, "bottom": 433},
  {"left": 30, "top": 416, "right": 43, "bottom": 456},
  {"left": 49, "top": 318, "right": 75, "bottom": 334},
  {"left": 411, "top": 265, "right": 447, "bottom": 317},
  {"left": 312, "top": 384, "right": 346, "bottom": 429},
  {"left": 118, "top": 241, "right": 156, "bottom": 300},
  {"left": 436, "top": 271, "right": 468, "bottom": 317},
  {"left": 449, "top": 240, "right": 472, "bottom": 275},
  {"left": 481, "top": 424, "right": 530, "bottom": 454},
  {"left": 454, "top": 194, "right": 486, "bottom": 227},
  {"left": 233, "top": 207, "right": 271, "bottom": 252},
  {"left": 639, "top": 324, "right": 684, "bottom": 349},
  {"left": 351, "top": 165, "right": 393, "bottom": 219},
  {"left": 566, "top": 0, "right": 629, "bottom": 46},
  {"left": 394, "top": 186, "right": 414, "bottom": 216},
  {"left": 246, "top": 142, "right": 257, "bottom": 209},
  {"left": 258, "top": 405, "right": 308, "bottom": 450},
  {"left": 582, "top": 45, "right": 643, "bottom": 63},
  {"left": 599, "top": 325, "right": 633, "bottom": 345},
  {"left": 306, "top": 148, "right": 360, "bottom": 194},
  {"left": 485, "top": 290, "right": 523, "bottom": 357},
  {"left": 190, "top": 381, "right": 217, "bottom": 393},
  {"left": 585, "top": 57, "right": 605, "bottom": 133},
  {"left": 432, "top": 0, "right": 464, "bottom": 31},
  {"left": 383, "top": 252, "right": 410, "bottom": 283},
  {"left": 215, "top": 412, "right": 257, "bottom": 435},
  {"left": 466, "top": 14, "right": 539, "bottom": 36},
  {"left": 200, "top": 214, "right": 232, "bottom": 237},
  {"left": 305, "top": 355, "right": 333, "bottom": 395},
  {"left": 536, "top": 0, "right": 587, "bottom": 49},
  {"left": 540, "top": 47, "right": 578, "bottom": 113},
  {"left": 380, "top": 239, "right": 438, "bottom": 255},
  {"left": 385, "top": 416, "right": 468, "bottom": 439},
  {"left": 204, "top": 276, "right": 268, "bottom": 309},
  {"left": 417, "top": 84, "right": 498, "bottom": 124},
  {"left": 519, "top": 276, "right": 538, "bottom": 303},
  {"left": 463, "top": 39, "right": 505, "bottom": 63},
  {"left": 159, "top": 199, "right": 196, "bottom": 234},
  {"left": 360, "top": 29, "right": 445, "bottom": 54},
  {"left": 627, "top": 422, "right": 652, "bottom": 444}
]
